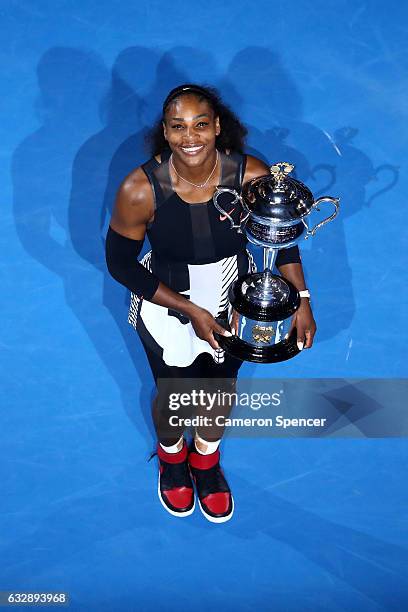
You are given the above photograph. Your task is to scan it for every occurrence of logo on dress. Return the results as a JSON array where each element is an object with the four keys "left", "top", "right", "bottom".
[{"left": 219, "top": 207, "right": 236, "bottom": 221}]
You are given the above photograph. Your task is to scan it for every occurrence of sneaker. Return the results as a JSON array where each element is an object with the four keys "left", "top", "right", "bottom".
[
  {"left": 188, "top": 446, "right": 234, "bottom": 523},
  {"left": 155, "top": 441, "right": 195, "bottom": 517}
]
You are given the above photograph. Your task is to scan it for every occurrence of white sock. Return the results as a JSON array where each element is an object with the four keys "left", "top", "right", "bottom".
[
  {"left": 159, "top": 436, "right": 183, "bottom": 454},
  {"left": 194, "top": 433, "right": 221, "bottom": 455}
]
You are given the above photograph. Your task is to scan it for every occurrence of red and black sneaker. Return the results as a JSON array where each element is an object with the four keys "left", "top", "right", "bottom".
[
  {"left": 188, "top": 445, "right": 234, "bottom": 523},
  {"left": 156, "top": 441, "right": 195, "bottom": 517}
]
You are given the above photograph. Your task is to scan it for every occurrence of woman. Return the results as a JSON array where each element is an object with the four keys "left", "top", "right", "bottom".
[{"left": 106, "top": 84, "right": 316, "bottom": 522}]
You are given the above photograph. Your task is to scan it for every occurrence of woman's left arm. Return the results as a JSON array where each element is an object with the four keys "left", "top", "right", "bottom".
[{"left": 241, "top": 155, "right": 317, "bottom": 350}]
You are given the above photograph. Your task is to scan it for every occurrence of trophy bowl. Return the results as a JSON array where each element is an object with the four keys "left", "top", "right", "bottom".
[{"left": 214, "top": 161, "right": 340, "bottom": 249}]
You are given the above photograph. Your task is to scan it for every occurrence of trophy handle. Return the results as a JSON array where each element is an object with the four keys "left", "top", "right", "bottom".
[
  {"left": 213, "top": 186, "right": 248, "bottom": 233},
  {"left": 305, "top": 196, "right": 340, "bottom": 239}
]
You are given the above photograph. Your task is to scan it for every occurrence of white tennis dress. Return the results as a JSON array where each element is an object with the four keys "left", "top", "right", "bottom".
[{"left": 127, "top": 149, "right": 255, "bottom": 368}]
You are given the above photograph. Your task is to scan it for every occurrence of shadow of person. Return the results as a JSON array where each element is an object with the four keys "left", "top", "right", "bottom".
[
  {"left": 100, "top": 44, "right": 220, "bottom": 227},
  {"left": 298, "top": 126, "right": 398, "bottom": 344},
  {"left": 147, "top": 45, "right": 222, "bottom": 115},
  {"left": 67, "top": 46, "right": 176, "bottom": 448},
  {"left": 220, "top": 47, "right": 355, "bottom": 345},
  {"left": 12, "top": 46, "right": 162, "bottom": 451},
  {"left": 332, "top": 127, "right": 399, "bottom": 217},
  {"left": 13, "top": 47, "right": 109, "bottom": 275},
  {"left": 97, "top": 46, "right": 231, "bottom": 440}
]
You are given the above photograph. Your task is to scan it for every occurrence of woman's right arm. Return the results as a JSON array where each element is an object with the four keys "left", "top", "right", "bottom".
[{"left": 106, "top": 168, "right": 231, "bottom": 349}]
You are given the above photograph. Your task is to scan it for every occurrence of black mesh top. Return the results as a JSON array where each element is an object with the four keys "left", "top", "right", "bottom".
[{"left": 142, "top": 148, "right": 248, "bottom": 265}]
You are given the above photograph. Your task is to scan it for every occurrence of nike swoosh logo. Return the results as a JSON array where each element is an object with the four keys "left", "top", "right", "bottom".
[{"left": 220, "top": 207, "right": 236, "bottom": 221}]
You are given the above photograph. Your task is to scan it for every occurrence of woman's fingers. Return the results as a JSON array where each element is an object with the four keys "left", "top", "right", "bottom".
[
  {"left": 208, "top": 322, "right": 232, "bottom": 350},
  {"left": 207, "top": 333, "right": 220, "bottom": 350},
  {"left": 214, "top": 322, "right": 232, "bottom": 338},
  {"left": 190, "top": 307, "right": 232, "bottom": 349},
  {"left": 297, "top": 330, "right": 305, "bottom": 351},
  {"left": 290, "top": 305, "right": 317, "bottom": 350},
  {"left": 298, "top": 327, "right": 316, "bottom": 350},
  {"left": 230, "top": 309, "right": 240, "bottom": 335},
  {"left": 303, "top": 329, "right": 314, "bottom": 349}
]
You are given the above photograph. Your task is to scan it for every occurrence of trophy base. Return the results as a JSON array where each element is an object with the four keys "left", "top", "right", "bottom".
[{"left": 216, "top": 327, "right": 301, "bottom": 363}]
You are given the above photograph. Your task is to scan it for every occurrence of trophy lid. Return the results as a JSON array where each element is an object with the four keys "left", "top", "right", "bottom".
[
  {"left": 242, "top": 161, "right": 314, "bottom": 222},
  {"left": 229, "top": 270, "right": 300, "bottom": 321}
]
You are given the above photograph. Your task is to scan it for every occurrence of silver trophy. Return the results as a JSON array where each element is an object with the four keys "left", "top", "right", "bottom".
[{"left": 213, "top": 161, "right": 340, "bottom": 362}]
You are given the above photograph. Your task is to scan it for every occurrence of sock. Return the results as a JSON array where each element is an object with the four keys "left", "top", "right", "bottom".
[
  {"left": 159, "top": 436, "right": 184, "bottom": 454},
  {"left": 194, "top": 432, "right": 221, "bottom": 455}
]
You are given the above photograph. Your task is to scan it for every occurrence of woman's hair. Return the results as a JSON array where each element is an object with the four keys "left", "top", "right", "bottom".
[{"left": 146, "top": 83, "right": 247, "bottom": 155}]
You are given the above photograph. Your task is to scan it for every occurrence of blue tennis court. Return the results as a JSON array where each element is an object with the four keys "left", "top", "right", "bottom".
[{"left": 1, "top": 1, "right": 407, "bottom": 609}]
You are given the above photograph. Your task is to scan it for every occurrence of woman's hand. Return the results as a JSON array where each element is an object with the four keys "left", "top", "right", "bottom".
[
  {"left": 288, "top": 299, "right": 317, "bottom": 350},
  {"left": 189, "top": 306, "right": 232, "bottom": 350}
]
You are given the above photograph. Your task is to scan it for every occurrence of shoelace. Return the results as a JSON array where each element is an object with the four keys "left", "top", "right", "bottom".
[
  {"left": 193, "top": 462, "right": 229, "bottom": 493},
  {"left": 149, "top": 451, "right": 192, "bottom": 488},
  {"left": 163, "top": 461, "right": 192, "bottom": 488}
]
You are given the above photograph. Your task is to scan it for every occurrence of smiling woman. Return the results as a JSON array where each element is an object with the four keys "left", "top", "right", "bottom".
[{"left": 105, "top": 83, "right": 316, "bottom": 523}]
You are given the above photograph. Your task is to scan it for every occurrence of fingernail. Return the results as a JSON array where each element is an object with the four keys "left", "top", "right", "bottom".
[
  {"left": 224, "top": 330, "right": 232, "bottom": 337},
  {"left": 297, "top": 341, "right": 304, "bottom": 350}
]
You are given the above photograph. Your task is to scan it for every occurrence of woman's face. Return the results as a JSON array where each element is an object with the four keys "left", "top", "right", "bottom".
[{"left": 163, "top": 94, "right": 220, "bottom": 167}]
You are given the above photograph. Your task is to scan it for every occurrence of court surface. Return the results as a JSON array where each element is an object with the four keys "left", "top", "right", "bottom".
[{"left": 1, "top": 1, "right": 407, "bottom": 609}]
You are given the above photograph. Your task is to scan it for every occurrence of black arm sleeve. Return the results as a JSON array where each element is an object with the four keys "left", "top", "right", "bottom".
[
  {"left": 105, "top": 226, "right": 160, "bottom": 300},
  {"left": 275, "top": 245, "right": 301, "bottom": 267}
]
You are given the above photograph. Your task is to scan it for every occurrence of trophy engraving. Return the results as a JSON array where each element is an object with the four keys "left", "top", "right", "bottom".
[{"left": 252, "top": 325, "right": 275, "bottom": 344}]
